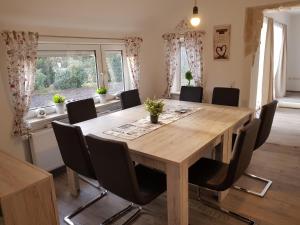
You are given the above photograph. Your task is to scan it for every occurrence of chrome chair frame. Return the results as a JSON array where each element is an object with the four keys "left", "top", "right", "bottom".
[
  {"left": 64, "top": 189, "right": 142, "bottom": 225},
  {"left": 233, "top": 172, "right": 272, "bottom": 198},
  {"left": 194, "top": 186, "right": 255, "bottom": 225}
]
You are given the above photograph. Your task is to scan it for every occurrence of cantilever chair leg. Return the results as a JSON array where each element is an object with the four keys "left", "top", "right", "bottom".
[
  {"left": 101, "top": 203, "right": 142, "bottom": 225},
  {"left": 64, "top": 190, "right": 108, "bottom": 225},
  {"left": 233, "top": 172, "right": 272, "bottom": 198},
  {"left": 196, "top": 192, "right": 255, "bottom": 225}
]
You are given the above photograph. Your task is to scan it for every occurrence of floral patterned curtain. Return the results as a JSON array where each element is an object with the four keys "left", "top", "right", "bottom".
[
  {"left": 1, "top": 31, "right": 39, "bottom": 136},
  {"left": 183, "top": 31, "right": 204, "bottom": 86},
  {"left": 162, "top": 33, "right": 180, "bottom": 97},
  {"left": 125, "top": 37, "right": 143, "bottom": 89}
]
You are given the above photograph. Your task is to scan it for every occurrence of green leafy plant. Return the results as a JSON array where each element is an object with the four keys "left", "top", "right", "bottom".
[
  {"left": 53, "top": 94, "right": 65, "bottom": 104},
  {"left": 96, "top": 87, "right": 108, "bottom": 95},
  {"left": 144, "top": 98, "right": 164, "bottom": 116},
  {"left": 185, "top": 71, "right": 193, "bottom": 86}
]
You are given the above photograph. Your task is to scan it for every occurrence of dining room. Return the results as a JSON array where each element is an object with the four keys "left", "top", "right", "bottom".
[{"left": 0, "top": 1, "right": 300, "bottom": 225}]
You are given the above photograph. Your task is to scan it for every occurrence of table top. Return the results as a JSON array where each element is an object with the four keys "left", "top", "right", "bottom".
[
  {"left": 0, "top": 150, "right": 51, "bottom": 198},
  {"left": 76, "top": 99, "right": 252, "bottom": 165}
]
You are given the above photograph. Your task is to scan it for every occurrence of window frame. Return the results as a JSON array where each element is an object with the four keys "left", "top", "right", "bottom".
[
  {"left": 100, "top": 44, "right": 131, "bottom": 93},
  {"left": 29, "top": 38, "right": 130, "bottom": 112}
]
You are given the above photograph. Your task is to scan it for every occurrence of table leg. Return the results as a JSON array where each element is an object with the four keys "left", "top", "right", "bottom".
[
  {"left": 66, "top": 167, "right": 80, "bottom": 196},
  {"left": 166, "top": 163, "right": 189, "bottom": 225},
  {"left": 218, "top": 128, "right": 232, "bottom": 202}
]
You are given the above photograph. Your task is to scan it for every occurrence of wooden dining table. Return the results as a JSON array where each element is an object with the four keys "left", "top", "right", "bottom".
[{"left": 67, "top": 99, "right": 253, "bottom": 225}]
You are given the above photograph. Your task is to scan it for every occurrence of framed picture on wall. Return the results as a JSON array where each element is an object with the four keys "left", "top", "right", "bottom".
[{"left": 213, "top": 25, "right": 231, "bottom": 60}]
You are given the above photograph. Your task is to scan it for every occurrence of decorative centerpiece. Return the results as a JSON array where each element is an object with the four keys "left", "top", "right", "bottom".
[
  {"left": 96, "top": 87, "right": 108, "bottom": 103},
  {"left": 144, "top": 98, "right": 164, "bottom": 124},
  {"left": 185, "top": 71, "right": 193, "bottom": 86},
  {"left": 53, "top": 94, "right": 66, "bottom": 114}
]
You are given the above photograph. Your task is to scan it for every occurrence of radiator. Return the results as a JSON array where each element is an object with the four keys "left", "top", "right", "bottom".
[{"left": 29, "top": 128, "right": 64, "bottom": 171}]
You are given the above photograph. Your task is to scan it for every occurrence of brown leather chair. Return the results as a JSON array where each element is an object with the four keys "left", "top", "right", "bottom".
[
  {"left": 233, "top": 100, "right": 278, "bottom": 197},
  {"left": 189, "top": 119, "right": 261, "bottom": 225},
  {"left": 86, "top": 134, "right": 166, "bottom": 224},
  {"left": 66, "top": 98, "right": 97, "bottom": 124},
  {"left": 212, "top": 87, "right": 240, "bottom": 106},
  {"left": 179, "top": 86, "right": 203, "bottom": 103},
  {"left": 120, "top": 89, "right": 141, "bottom": 110}
]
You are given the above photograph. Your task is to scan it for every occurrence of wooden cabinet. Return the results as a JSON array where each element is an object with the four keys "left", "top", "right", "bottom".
[{"left": 0, "top": 150, "right": 59, "bottom": 225}]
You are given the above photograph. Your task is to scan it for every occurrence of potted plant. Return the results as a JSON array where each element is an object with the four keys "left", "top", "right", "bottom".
[
  {"left": 96, "top": 87, "right": 108, "bottom": 103},
  {"left": 185, "top": 71, "right": 193, "bottom": 86},
  {"left": 144, "top": 98, "right": 164, "bottom": 124},
  {"left": 53, "top": 94, "right": 66, "bottom": 114}
]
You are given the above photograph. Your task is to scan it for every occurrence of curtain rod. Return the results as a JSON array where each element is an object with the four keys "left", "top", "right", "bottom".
[{"left": 39, "top": 34, "right": 125, "bottom": 41}]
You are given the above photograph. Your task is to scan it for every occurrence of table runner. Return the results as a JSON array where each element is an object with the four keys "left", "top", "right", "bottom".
[{"left": 104, "top": 105, "right": 202, "bottom": 140}]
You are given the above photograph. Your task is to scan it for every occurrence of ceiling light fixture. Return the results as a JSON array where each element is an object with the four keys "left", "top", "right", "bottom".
[{"left": 190, "top": 0, "right": 201, "bottom": 27}]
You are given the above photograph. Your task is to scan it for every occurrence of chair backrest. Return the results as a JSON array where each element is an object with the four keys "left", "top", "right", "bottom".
[
  {"left": 86, "top": 135, "right": 141, "bottom": 203},
  {"left": 52, "top": 121, "right": 95, "bottom": 179},
  {"left": 179, "top": 86, "right": 203, "bottom": 103},
  {"left": 120, "top": 89, "right": 141, "bottom": 110},
  {"left": 66, "top": 98, "right": 97, "bottom": 124},
  {"left": 255, "top": 100, "right": 278, "bottom": 150},
  {"left": 225, "top": 119, "right": 261, "bottom": 188},
  {"left": 212, "top": 87, "right": 240, "bottom": 106}
]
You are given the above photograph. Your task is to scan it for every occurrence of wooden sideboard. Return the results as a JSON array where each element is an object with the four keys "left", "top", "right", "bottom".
[{"left": 0, "top": 150, "right": 59, "bottom": 225}]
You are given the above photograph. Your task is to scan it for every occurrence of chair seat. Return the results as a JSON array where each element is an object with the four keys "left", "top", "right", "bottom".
[
  {"left": 135, "top": 165, "right": 166, "bottom": 205},
  {"left": 189, "top": 158, "right": 229, "bottom": 191}
]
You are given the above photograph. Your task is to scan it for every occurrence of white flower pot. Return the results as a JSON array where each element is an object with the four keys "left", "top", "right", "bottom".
[
  {"left": 99, "top": 94, "right": 107, "bottom": 103},
  {"left": 55, "top": 103, "right": 65, "bottom": 114}
]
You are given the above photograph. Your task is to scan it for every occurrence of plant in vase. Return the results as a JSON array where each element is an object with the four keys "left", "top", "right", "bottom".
[
  {"left": 53, "top": 94, "right": 66, "bottom": 114},
  {"left": 185, "top": 71, "right": 193, "bottom": 86},
  {"left": 96, "top": 87, "right": 108, "bottom": 103},
  {"left": 144, "top": 98, "right": 164, "bottom": 124}
]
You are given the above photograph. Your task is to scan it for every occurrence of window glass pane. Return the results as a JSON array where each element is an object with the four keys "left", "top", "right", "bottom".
[
  {"left": 31, "top": 50, "right": 98, "bottom": 109},
  {"left": 104, "top": 50, "right": 125, "bottom": 94},
  {"left": 180, "top": 46, "right": 193, "bottom": 86}
]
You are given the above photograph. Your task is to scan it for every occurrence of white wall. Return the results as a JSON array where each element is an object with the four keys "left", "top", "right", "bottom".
[
  {"left": 0, "top": 0, "right": 293, "bottom": 160},
  {"left": 287, "top": 14, "right": 300, "bottom": 91}
]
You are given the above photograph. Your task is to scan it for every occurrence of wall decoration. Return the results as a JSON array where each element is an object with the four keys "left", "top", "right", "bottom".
[{"left": 213, "top": 25, "right": 231, "bottom": 60}]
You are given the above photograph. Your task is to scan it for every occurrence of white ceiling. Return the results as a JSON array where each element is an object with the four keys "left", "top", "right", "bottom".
[{"left": 0, "top": 0, "right": 189, "bottom": 33}]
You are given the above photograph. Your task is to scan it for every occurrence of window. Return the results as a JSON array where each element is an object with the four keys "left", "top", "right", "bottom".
[
  {"left": 30, "top": 42, "right": 130, "bottom": 109},
  {"left": 171, "top": 40, "right": 192, "bottom": 93},
  {"left": 32, "top": 51, "right": 98, "bottom": 109},
  {"left": 101, "top": 44, "right": 130, "bottom": 95}
]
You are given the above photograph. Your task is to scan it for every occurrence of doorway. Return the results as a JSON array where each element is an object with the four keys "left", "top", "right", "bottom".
[{"left": 255, "top": 8, "right": 300, "bottom": 109}]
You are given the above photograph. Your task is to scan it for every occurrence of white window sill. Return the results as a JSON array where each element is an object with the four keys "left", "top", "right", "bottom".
[{"left": 27, "top": 99, "right": 121, "bottom": 131}]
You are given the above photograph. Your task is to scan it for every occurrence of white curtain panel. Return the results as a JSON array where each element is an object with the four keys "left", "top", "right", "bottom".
[
  {"left": 274, "top": 24, "right": 287, "bottom": 98},
  {"left": 183, "top": 31, "right": 204, "bottom": 87},
  {"left": 162, "top": 33, "right": 180, "bottom": 98},
  {"left": 1, "top": 31, "right": 39, "bottom": 136},
  {"left": 125, "top": 37, "right": 143, "bottom": 90},
  {"left": 262, "top": 18, "right": 274, "bottom": 105}
]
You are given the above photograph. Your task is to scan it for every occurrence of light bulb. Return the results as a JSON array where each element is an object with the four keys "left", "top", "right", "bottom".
[{"left": 190, "top": 16, "right": 201, "bottom": 27}]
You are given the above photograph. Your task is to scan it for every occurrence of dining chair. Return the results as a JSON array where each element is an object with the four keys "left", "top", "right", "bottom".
[
  {"left": 189, "top": 119, "right": 261, "bottom": 225},
  {"left": 86, "top": 134, "right": 167, "bottom": 225},
  {"left": 120, "top": 89, "right": 141, "bottom": 110},
  {"left": 233, "top": 100, "right": 278, "bottom": 197},
  {"left": 52, "top": 121, "right": 107, "bottom": 225},
  {"left": 66, "top": 98, "right": 97, "bottom": 124},
  {"left": 179, "top": 86, "right": 203, "bottom": 103},
  {"left": 212, "top": 87, "right": 240, "bottom": 106}
]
